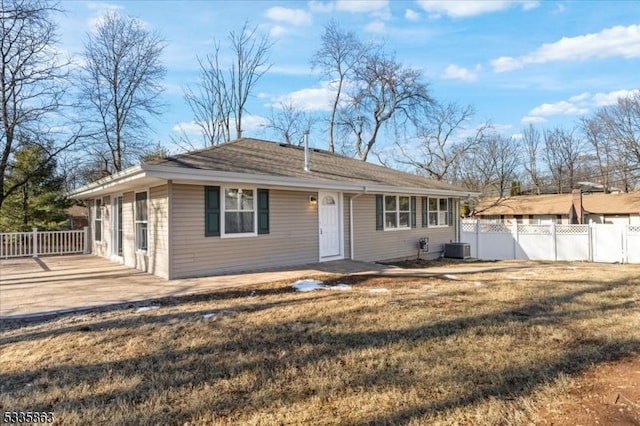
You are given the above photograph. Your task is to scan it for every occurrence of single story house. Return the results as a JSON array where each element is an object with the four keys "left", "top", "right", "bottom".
[
  {"left": 66, "top": 205, "right": 89, "bottom": 230},
  {"left": 474, "top": 192, "right": 640, "bottom": 225},
  {"left": 70, "top": 138, "right": 476, "bottom": 279}
]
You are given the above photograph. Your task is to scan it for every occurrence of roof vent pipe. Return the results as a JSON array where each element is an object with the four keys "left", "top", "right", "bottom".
[{"left": 303, "top": 130, "right": 310, "bottom": 172}]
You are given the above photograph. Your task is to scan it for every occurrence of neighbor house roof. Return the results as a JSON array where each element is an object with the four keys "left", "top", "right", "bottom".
[
  {"left": 71, "top": 138, "right": 476, "bottom": 198},
  {"left": 475, "top": 192, "right": 640, "bottom": 216}
]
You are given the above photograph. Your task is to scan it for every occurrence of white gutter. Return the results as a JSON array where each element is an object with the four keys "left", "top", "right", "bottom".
[
  {"left": 143, "top": 164, "right": 478, "bottom": 198},
  {"left": 349, "top": 187, "right": 368, "bottom": 260},
  {"left": 69, "top": 162, "right": 480, "bottom": 200}
]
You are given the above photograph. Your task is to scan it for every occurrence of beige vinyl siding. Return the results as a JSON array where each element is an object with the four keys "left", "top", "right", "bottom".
[
  {"left": 148, "top": 184, "right": 169, "bottom": 279},
  {"left": 343, "top": 194, "right": 351, "bottom": 258},
  {"left": 352, "top": 194, "right": 456, "bottom": 262},
  {"left": 171, "top": 184, "right": 319, "bottom": 278}
]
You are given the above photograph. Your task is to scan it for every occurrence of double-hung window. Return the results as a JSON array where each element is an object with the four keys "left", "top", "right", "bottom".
[
  {"left": 384, "top": 195, "right": 411, "bottom": 229},
  {"left": 428, "top": 197, "right": 450, "bottom": 227},
  {"left": 223, "top": 188, "right": 256, "bottom": 236},
  {"left": 135, "top": 192, "right": 148, "bottom": 251},
  {"left": 94, "top": 199, "right": 102, "bottom": 242}
]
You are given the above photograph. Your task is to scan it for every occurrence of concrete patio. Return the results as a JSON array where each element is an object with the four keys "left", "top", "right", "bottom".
[
  {"left": 0, "top": 254, "right": 538, "bottom": 320},
  {"left": 0, "top": 255, "right": 392, "bottom": 319}
]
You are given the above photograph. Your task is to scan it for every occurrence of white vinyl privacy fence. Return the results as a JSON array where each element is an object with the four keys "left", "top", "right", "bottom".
[
  {"left": 0, "top": 227, "right": 89, "bottom": 259},
  {"left": 461, "top": 220, "right": 640, "bottom": 264}
]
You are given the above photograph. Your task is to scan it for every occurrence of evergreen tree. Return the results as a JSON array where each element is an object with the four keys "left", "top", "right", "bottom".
[{"left": 0, "top": 144, "right": 70, "bottom": 231}]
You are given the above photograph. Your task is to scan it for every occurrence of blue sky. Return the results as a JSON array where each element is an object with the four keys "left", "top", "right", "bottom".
[{"left": 57, "top": 0, "right": 640, "bottom": 153}]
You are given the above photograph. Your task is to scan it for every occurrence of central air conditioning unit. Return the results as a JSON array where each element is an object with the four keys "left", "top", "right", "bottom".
[{"left": 444, "top": 243, "right": 471, "bottom": 259}]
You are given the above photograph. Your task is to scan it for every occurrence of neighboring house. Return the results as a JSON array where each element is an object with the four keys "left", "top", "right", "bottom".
[
  {"left": 70, "top": 138, "right": 475, "bottom": 279},
  {"left": 474, "top": 192, "right": 640, "bottom": 225},
  {"left": 66, "top": 205, "right": 89, "bottom": 230}
]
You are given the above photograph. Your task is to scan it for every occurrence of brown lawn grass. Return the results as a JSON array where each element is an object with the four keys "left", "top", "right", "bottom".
[{"left": 1, "top": 261, "right": 639, "bottom": 425}]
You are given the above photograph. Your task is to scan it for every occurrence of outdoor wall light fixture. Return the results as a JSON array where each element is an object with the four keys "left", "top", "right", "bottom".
[{"left": 309, "top": 195, "right": 318, "bottom": 205}]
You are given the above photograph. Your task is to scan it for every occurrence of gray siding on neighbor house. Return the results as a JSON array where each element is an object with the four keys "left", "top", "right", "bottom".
[
  {"left": 170, "top": 184, "right": 320, "bottom": 279},
  {"left": 351, "top": 194, "right": 456, "bottom": 262}
]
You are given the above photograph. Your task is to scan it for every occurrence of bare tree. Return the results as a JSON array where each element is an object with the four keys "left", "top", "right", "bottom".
[
  {"left": 311, "top": 20, "right": 369, "bottom": 153},
  {"left": 543, "top": 127, "right": 584, "bottom": 193},
  {"left": 0, "top": 0, "right": 79, "bottom": 209},
  {"left": 459, "top": 133, "right": 520, "bottom": 197},
  {"left": 183, "top": 21, "right": 271, "bottom": 147},
  {"left": 79, "top": 11, "right": 166, "bottom": 174},
  {"left": 599, "top": 93, "right": 640, "bottom": 173},
  {"left": 581, "top": 116, "right": 615, "bottom": 192},
  {"left": 339, "top": 51, "right": 431, "bottom": 161},
  {"left": 263, "top": 102, "right": 316, "bottom": 145},
  {"left": 177, "top": 48, "right": 231, "bottom": 149},
  {"left": 397, "top": 102, "right": 488, "bottom": 181},
  {"left": 521, "top": 124, "right": 543, "bottom": 194}
]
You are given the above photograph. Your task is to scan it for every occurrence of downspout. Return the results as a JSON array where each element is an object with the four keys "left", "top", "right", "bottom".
[{"left": 350, "top": 186, "right": 368, "bottom": 260}]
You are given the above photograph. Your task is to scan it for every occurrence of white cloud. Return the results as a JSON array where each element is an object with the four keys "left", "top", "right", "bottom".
[
  {"left": 405, "top": 9, "right": 421, "bottom": 21},
  {"left": 271, "top": 81, "right": 336, "bottom": 112},
  {"left": 85, "top": 1, "right": 123, "bottom": 11},
  {"left": 264, "top": 7, "right": 312, "bottom": 26},
  {"left": 521, "top": 116, "right": 547, "bottom": 124},
  {"left": 269, "top": 25, "right": 288, "bottom": 38},
  {"left": 172, "top": 115, "right": 268, "bottom": 135},
  {"left": 492, "top": 24, "right": 640, "bottom": 72},
  {"left": 529, "top": 101, "right": 589, "bottom": 117},
  {"left": 308, "top": 0, "right": 334, "bottom": 13},
  {"left": 365, "top": 21, "right": 386, "bottom": 33},
  {"left": 442, "top": 64, "right": 480, "bottom": 82},
  {"left": 568, "top": 92, "right": 591, "bottom": 103},
  {"left": 335, "top": 0, "right": 389, "bottom": 13},
  {"left": 416, "top": 0, "right": 538, "bottom": 18},
  {"left": 522, "top": 89, "right": 640, "bottom": 123},
  {"left": 593, "top": 89, "right": 639, "bottom": 106},
  {"left": 491, "top": 56, "right": 524, "bottom": 73},
  {"left": 172, "top": 121, "right": 201, "bottom": 135}
]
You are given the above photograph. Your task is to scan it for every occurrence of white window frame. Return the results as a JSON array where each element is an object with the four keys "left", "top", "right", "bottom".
[
  {"left": 383, "top": 195, "right": 411, "bottom": 230},
  {"left": 428, "top": 197, "right": 450, "bottom": 228},
  {"left": 221, "top": 186, "right": 257, "bottom": 238},
  {"left": 135, "top": 190, "right": 149, "bottom": 252},
  {"left": 94, "top": 198, "right": 103, "bottom": 242}
]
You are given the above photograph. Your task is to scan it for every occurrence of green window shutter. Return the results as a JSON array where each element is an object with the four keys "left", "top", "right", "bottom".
[
  {"left": 411, "top": 196, "right": 417, "bottom": 228},
  {"left": 257, "top": 189, "right": 269, "bottom": 234},
  {"left": 205, "top": 186, "right": 220, "bottom": 237},
  {"left": 375, "top": 194, "right": 383, "bottom": 230},
  {"left": 422, "top": 197, "right": 428, "bottom": 228}
]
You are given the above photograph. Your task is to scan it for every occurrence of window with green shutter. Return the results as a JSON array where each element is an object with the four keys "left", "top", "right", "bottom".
[
  {"left": 411, "top": 196, "right": 416, "bottom": 228},
  {"left": 421, "top": 197, "right": 428, "bottom": 228},
  {"left": 375, "top": 194, "right": 383, "bottom": 230},
  {"left": 257, "top": 189, "right": 269, "bottom": 234},
  {"left": 205, "top": 186, "right": 220, "bottom": 237}
]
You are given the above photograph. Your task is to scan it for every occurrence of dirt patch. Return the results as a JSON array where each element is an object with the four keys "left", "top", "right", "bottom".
[
  {"left": 380, "top": 257, "right": 491, "bottom": 269},
  {"left": 540, "top": 356, "right": 640, "bottom": 425}
]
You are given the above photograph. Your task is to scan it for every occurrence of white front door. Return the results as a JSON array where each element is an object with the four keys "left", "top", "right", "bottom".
[{"left": 319, "top": 192, "right": 341, "bottom": 259}]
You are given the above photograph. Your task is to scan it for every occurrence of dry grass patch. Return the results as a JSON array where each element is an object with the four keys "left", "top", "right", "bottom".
[{"left": 1, "top": 261, "right": 639, "bottom": 425}]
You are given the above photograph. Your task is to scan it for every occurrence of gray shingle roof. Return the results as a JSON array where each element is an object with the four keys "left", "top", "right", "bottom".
[{"left": 148, "top": 138, "right": 465, "bottom": 192}]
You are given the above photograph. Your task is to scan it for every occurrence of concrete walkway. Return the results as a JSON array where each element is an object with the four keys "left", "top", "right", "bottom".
[{"left": 0, "top": 255, "right": 536, "bottom": 320}]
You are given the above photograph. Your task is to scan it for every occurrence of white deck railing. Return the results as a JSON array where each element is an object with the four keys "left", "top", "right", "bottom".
[{"left": 0, "top": 227, "right": 89, "bottom": 259}]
